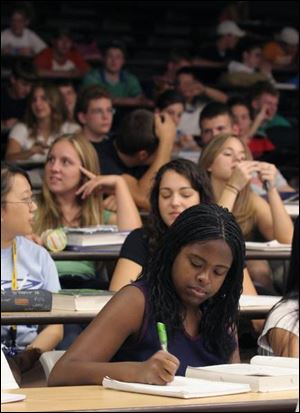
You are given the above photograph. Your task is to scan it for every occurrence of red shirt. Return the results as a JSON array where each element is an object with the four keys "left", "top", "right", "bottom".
[{"left": 35, "top": 47, "right": 90, "bottom": 75}]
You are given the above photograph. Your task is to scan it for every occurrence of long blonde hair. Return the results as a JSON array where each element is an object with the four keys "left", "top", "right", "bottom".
[
  {"left": 34, "top": 133, "right": 103, "bottom": 234},
  {"left": 24, "top": 83, "right": 67, "bottom": 141},
  {"left": 199, "top": 134, "right": 256, "bottom": 239}
]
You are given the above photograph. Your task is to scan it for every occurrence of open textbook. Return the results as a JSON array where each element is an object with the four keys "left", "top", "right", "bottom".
[
  {"left": 102, "top": 376, "right": 250, "bottom": 399},
  {"left": 186, "top": 356, "right": 299, "bottom": 392},
  {"left": 246, "top": 240, "right": 291, "bottom": 251}
]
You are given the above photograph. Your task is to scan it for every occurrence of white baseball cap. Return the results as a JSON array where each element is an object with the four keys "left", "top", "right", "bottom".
[
  {"left": 217, "top": 20, "right": 246, "bottom": 37},
  {"left": 279, "top": 27, "right": 299, "bottom": 45}
]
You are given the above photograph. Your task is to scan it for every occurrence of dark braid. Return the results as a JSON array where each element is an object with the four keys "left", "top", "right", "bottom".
[
  {"left": 141, "top": 203, "right": 245, "bottom": 361},
  {"left": 146, "top": 159, "right": 214, "bottom": 254}
]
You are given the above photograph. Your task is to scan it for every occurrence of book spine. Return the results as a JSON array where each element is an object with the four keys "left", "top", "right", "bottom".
[{"left": 1, "top": 290, "right": 52, "bottom": 312}]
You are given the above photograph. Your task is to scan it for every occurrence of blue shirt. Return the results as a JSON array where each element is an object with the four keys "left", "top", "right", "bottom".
[
  {"left": 1, "top": 236, "right": 61, "bottom": 350},
  {"left": 112, "top": 280, "right": 231, "bottom": 376}
]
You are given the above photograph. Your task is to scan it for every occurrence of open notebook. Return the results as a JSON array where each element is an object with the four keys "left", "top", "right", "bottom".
[{"left": 102, "top": 376, "right": 250, "bottom": 399}]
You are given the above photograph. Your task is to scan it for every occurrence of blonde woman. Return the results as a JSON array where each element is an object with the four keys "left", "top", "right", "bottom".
[
  {"left": 5, "top": 83, "right": 80, "bottom": 162},
  {"left": 34, "top": 133, "right": 142, "bottom": 288},
  {"left": 199, "top": 134, "right": 294, "bottom": 291}
]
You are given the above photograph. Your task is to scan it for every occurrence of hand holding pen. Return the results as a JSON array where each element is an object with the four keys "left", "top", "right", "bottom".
[{"left": 137, "top": 322, "right": 180, "bottom": 385}]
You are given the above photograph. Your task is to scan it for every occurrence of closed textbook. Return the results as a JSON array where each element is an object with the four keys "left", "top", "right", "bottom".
[
  {"left": 52, "top": 289, "right": 114, "bottom": 311},
  {"left": 64, "top": 225, "right": 129, "bottom": 247},
  {"left": 186, "top": 356, "right": 299, "bottom": 392},
  {"left": 102, "top": 376, "right": 250, "bottom": 399}
]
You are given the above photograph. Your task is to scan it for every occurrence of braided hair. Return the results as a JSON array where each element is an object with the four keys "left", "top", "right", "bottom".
[
  {"left": 141, "top": 203, "right": 245, "bottom": 360},
  {"left": 146, "top": 158, "right": 214, "bottom": 254}
]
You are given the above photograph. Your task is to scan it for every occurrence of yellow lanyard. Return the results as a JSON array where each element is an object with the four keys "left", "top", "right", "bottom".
[{"left": 11, "top": 239, "right": 18, "bottom": 290}]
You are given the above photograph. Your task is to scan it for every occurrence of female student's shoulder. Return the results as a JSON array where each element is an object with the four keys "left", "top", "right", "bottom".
[
  {"left": 119, "top": 227, "right": 149, "bottom": 267},
  {"left": 16, "top": 236, "right": 60, "bottom": 291}
]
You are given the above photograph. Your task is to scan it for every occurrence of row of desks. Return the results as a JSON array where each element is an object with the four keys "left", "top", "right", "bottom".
[{"left": 50, "top": 248, "right": 292, "bottom": 261}]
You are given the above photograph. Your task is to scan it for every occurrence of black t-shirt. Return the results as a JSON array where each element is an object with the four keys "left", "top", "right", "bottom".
[
  {"left": 93, "top": 138, "right": 148, "bottom": 179},
  {"left": 119, "top": 227, "right": 149, "bottom": 267},
  {"left": 1, "top": 87, "right": 28, "bottom": 121},
  {"left": 199, "top": 45, "right": 238, "bottom": 63}
]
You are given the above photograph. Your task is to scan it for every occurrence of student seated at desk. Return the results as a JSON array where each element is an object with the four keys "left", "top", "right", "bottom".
[
  {"left": 1, "top": 163, "right": 63, "bottom": 384},
  {"left": 110, "top": 159, "right": 257, "bottom": 301},
  {"left": 33, "top": 133, "right": 141, "bottom": 289},
  {"left": 199, "top": 134, "right": 294, "bottom": 292},
  {"left": 48, "top": 203, "right": 244, "bottom": 386},
  {"left": 258, "top": 217, "right": 299, "bottom": 357}
]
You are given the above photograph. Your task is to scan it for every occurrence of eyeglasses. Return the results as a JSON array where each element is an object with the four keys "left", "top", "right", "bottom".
[
  {"left": 88, "top": 108, "right": 116, "bottom": 116},
  {"left": 4, "top": 198, "right": 36, "bottom": 208}
]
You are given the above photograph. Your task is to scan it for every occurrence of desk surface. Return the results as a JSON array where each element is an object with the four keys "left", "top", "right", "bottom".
[
  {"left": 51, "top": 249, "right": 291, "bottom": 261},
  {"left": 1, "top": 386, "right": 298, "bottom": 412},
  {"left": 0, "top": 299, "right": 281, "bottom": 325}
]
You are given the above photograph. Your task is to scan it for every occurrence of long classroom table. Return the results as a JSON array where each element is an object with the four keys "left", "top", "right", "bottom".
[{"left": 1, "top": 385, "right": 298, "bottom": 412}]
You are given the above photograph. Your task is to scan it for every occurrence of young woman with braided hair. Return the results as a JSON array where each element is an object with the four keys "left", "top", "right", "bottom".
[{"left": 49, "top": 203, "right": 245, "bottom": 386}]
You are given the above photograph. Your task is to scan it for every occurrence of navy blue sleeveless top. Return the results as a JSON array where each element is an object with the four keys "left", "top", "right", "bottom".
[{"left": 111, "top": 280, "right": 232, "bottom": 376}]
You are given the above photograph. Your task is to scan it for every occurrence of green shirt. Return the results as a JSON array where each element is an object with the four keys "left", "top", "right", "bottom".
[
  {"left": 82, "top": 68, "right": 142, "bottom": 98},
  {"left": 258, "top": 115, "right": 291, "bottom": 134}
]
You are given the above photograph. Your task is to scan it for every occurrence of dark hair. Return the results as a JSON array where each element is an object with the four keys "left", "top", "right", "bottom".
[
  {"left": 116, "top": 109, "right": 158, "bottom": 156},
  {"left": 250, "top": 81, "right": 279, "bottom": 100},
  {"left": 11, "top": 59, "right": 37, "bottom": 82},
  {"left": 227, "top": 96, "right": 254, "bottom": 120},
  {"left": 1, "top": 162, "right": 32, "bottom": 205},
  {"left": 237, "top": 37, "right": 262, "bottom": 61},
  {"left": 75, "top": 85, "right": 112, "bottom": 123},
  {"left": 146, "top": 159, "right": 214, "bottom": 254},
  {"left": 103, "top": 40, "right": 127, "bottom": 57},
  {"left": 155, "top": 90, "right": 185, "bottom": 111},
  {"left": 52, "top": 28, "right": 72, "bottom": 40},
  {"left": 142, "top": 203, "right": 245, "bottom": 360},
  {"left": 175, "top": 66, "right": 199, "bottom": 82},
  {"left": 199, "top": 102, "right": 232, "bottom": 125}
]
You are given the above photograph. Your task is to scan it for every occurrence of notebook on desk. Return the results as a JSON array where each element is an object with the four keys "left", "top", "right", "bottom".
[{"left": 102, "top": 376, "right": 250, "bottom": 399}]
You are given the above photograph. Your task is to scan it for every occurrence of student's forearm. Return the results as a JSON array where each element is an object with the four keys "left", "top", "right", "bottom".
[
  {"left": 5, "top": 149, "right": 35, "bottom": 161},
  {"left": 49, "top": 360, "right": 143, "bottom": 386},
  {"left": 204, "top": 86, "right": 228, "bottom": 103},
  {"left": 28, "top": 324, "right": 63, "bottom": 353},
  {"left": 217, "top": 187, "right": 239, "bottom": 212},
  {"left": 114, "top": 181, "right": 142, "bottom": 230},
  {"left": 137, "top": 141, "right": 174, "bottom": 203},
  {"left": 267, "top": 188, "right": 294, "bottom": 243}
]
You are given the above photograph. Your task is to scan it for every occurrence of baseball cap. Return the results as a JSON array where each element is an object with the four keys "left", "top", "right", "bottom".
[
  {"left": 279, "top": 27, "right": 299, "bottom": 45},
  {"left": 217, "top": 20, "right": 246, "bottom": 37}
]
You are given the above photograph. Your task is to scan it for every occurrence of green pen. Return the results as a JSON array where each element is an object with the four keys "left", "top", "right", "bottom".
[{"left": 157, "top": 322, "right": 168, "bottom": 352}]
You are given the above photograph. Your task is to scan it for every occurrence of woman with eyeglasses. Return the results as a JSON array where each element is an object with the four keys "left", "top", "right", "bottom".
[{"left": 1, "top": 163, "right": 63, "bottom": 384}]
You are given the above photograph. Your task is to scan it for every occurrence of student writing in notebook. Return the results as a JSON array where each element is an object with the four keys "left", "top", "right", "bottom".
[
  {"left": 49, "top": 203, "right": 245, "bottom": 386},
  {"left": 1, "top": 163, "right": 63, "bottom": 384}
]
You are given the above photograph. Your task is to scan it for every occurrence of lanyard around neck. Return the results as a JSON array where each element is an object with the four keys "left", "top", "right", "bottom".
[{"left": 11, "top": 239, "right": 18, "bottom": 290}]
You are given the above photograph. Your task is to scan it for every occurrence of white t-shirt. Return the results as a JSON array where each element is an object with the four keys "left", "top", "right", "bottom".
[
  {"left": 258, "top": 299, "right": 299, "bottom": 355},
  {"left": 228, "top": 61, "right": 255, "bottom": 74},
  {"left": 1, "top": 236, "right": 61, "bottom": 350},
  {"left": 177, "top": 102, "right": 206, "bottom": 137},
  {"left": 1, "top": 28, "right": 46, "bottom": 55},
  {"left": 9, "top": 121, "right": 81, "bottom": 162}
]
